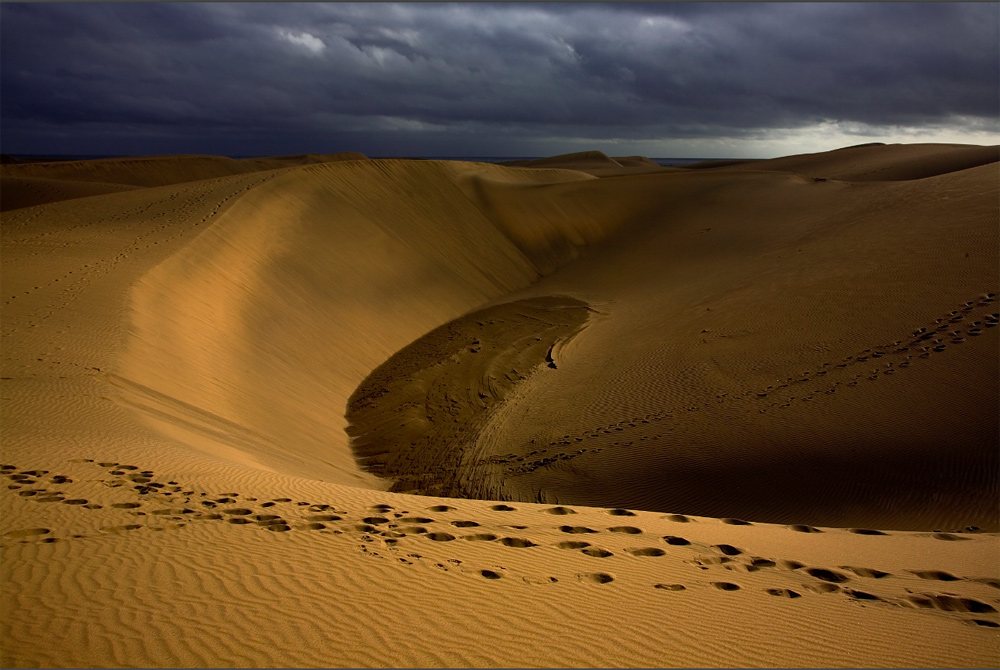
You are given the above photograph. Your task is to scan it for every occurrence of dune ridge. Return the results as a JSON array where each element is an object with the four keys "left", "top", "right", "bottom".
[
  {"left": 0, "top": 152, "right": 371, "bottom": 209},
  {"left": 118, "top": 159, "right": 634, "bottom": 486},
  {"left": 1, "top": 145, "right": 997, "bottom": 667},
  {"left": 724, "top": 142, "right": 999, "bottom": 181}
]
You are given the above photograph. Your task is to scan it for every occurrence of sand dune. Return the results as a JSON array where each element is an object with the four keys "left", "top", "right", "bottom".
[
  {"left": 0, "top": 151, "right": 370, "bottom": 193},
  {"left": 0, "top": 176, "right": 141, "bottom": 212},
  {"left": 1, "top": 144, "right": 997, "bottom": 667},
  {"left": 500, "top": 150, "right": 680, "bottom": 177},
  {"left": 724, "top": 142, "right": 999, "bottom": 181}
]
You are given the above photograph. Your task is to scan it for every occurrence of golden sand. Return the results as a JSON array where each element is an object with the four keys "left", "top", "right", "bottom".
[{"left": 1, "top": 145, "right": 997, "bottom": 667}]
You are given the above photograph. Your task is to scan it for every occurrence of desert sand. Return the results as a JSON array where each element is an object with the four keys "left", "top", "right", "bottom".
[{"left": 1, "top": 144, "right": 997, "bottom": 667}]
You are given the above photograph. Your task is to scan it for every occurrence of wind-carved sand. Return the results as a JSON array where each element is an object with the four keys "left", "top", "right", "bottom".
[
  {"left": 347, "top": 296, "right": 592, "bottom": 498},
  {"left": 1, "top": 145, "right": 998, "bottom": 667}
]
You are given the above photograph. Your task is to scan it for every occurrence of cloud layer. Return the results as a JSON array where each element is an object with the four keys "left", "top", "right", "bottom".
[{"left": 2, "top": 3, "right": 997, "bottom": 157}]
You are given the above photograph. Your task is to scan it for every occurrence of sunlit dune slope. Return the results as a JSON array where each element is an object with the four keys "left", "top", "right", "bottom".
[{"left": 119, "top": 159, "right": 652, "bottom": 487}]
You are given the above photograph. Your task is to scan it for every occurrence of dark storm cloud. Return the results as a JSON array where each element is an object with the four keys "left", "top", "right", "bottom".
[{"left": 1, "top": 2, "right": 997, "bottom": 156}]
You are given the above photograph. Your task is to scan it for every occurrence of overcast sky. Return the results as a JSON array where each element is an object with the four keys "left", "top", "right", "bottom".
[{"left": 2, "top": 2, "right": 997, "bottom": 159}]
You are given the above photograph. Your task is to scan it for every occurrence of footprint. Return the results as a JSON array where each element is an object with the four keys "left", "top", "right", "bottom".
[
  {"left": 265, "top": 524, "right": 291, "bottom": 532},
  {"left": 665, "top": 514, "right": 690, "bottom": 523},
  {"left": 463, "top": 533, "right": 497, "bottom": 542},
  {"left": 560, "top": 526, "right": 597, "bottom": 534},
  {"left": 931, "top": 533, "right": 971, "bottom": 541},
  {"left": 61, "top": 499, "right": 88, "bottom": 505},
  {"left": 581, "top": 547, "right": 613, "bottom": 558},
  {"left": 843, "top": 589, "right": 882, "bottom": 601},
  {"left": 428, "top": 505, "right": 455, "bottom": 512},
  {"left": 713, "top": 582, "right": 740, "bottom": 591},
  {"left": 806, "top": 568, "right": 849, "bottom": 583},
  {"left": 253, "top": 514, "right": 284, "bottom": 524},
  {"left": 491, "top": 504, "right": 516, "bottom": 511},
  {"left": 500, "top": 537, "right": 537, "bottom": 548},
  {"left": 910, "top": 570, "right": 959, "bottom": 582},
  {"left": 427, "top": 532, "right": 456, "bottom": 542},
  {"left": 111, "top": 502, "right": 141, "bottom": 509},
  {"left": 654, "top": 583, "right": 686, "bottom": 591},
  {"left": 307, "top": 514, "right": 342, "bottom": 522},
  {"left": 557, "top": 541, "right": 591, "bottom": 549},
  {"left": 5, "top": 528, "right": 49, "bottom": 538},
  {"left": 609, "top": 526, "right": 642, "bottom": 534},
  {"left": 721, "top": 518, "right": 752, "bottom": 526},
  {"left": 714, "top": 544, "right": 743, "bottom": 556},
  {"left": 578, "top": 572, "right": 614, "bottom": 584},
  {"left": 663, "top": 536, "right": 690, "bottom": 546},
  {"left": 543, "top": 507, "right": 576, "bottom": 515},
  {"left": 908, "top": 595, "right": 996, "bottom": 614},
  {"left": 101, "top": 524, "right": 142, "bottom": 533},
  {"left": 788, "top": 524, "right": 821, "bottom": 533},
  {"left": 362, "top": 516, "right": 390, "bottom": 525},
  {"left": 480, "top": 570, "right": 502, "bottom": 580},
  {"left": 626, "top": 547, "right": 665, "bottom": 557},
  {"left": 765, "top": 588, "right": 802, "bottom": 598},
  {"left": 221, "top": 508, "right": 253, "bottom": 516},
  {"left": 607, "top": 508, "right": 636, "bottom": 517},
  {"left": 969, "top": 619, "right": 1000, "bottom": 628},
  {"left": 848, "top": 528, "right": 886, "bottom": 536},
  {"left": 451, "top": 520, "right": 480, "bottom": 528}
]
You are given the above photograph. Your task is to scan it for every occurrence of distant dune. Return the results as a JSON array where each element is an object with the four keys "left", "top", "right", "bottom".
[
  {"left": 0, "top": 152, "right": 370, "bottom": 208},
  {"left": 725, "top": 142, "right": 999, "bottom": 181},
  {"left": 500, "top": 150, "right": 680, "bottom": 177},
  {"left": 1, "top": 144, "right": 997, "bottom": 668}
]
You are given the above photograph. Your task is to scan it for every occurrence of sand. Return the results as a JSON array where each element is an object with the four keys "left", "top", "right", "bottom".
[{"left": 1, "top": 144, "right": 997, "bottom": 667}]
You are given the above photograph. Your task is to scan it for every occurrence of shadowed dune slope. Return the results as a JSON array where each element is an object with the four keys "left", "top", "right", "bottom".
[
  {"left": 499, "top": 150, "right": 680, "bottom": 177},
  {"left": 0, "top": 176, "right": 140, "bottom": 212},
  {"left": 500, "top": 150, "right": 623, "bottom": 170},
  {"left": 234, "top": 151, "right": 369, "bottom": 172},
  {"left": 0, "top": 154, "right": 255, "bottom": 187},
  {"left": 0, "top": 152, "right": 370, "bottom": 192},
  {"left": 351, "top": 159, "right": 999, "bottom": 531}
]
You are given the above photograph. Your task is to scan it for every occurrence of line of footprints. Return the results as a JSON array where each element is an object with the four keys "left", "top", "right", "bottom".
[
  {"left": 483, "top": 293, "right": 999, "bottom": 472},
  {"left": 2, "top": 461, "right": 997, "bottom": 629}
]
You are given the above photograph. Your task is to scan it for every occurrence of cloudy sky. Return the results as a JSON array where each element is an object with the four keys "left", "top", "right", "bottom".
[{"left": 1, "top": 2, "right": 997, "bottom": 159}]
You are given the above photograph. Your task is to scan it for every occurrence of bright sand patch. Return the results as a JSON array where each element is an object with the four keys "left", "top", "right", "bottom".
[{"left": 1, "top": 145, "right": 997, "bottom": 667}]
